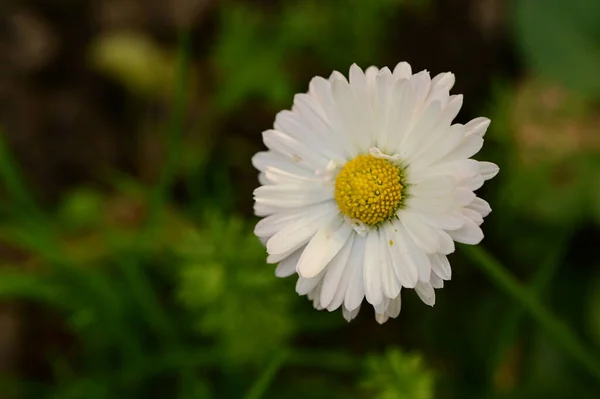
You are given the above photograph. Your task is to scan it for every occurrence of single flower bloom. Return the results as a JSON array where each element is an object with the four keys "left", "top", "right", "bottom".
[{"left": 252, "top": 62, "right": 499, "bottom": 323}]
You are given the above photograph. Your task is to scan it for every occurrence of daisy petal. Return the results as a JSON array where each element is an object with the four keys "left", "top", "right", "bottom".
[
  {"left": 297, "top": 217, "right": 353, "bottom": 278},
  {"left": 344, "top": 235, "right": 367, "bottom": 311},
  {"left": 363, "top": 230, "right": 385, "bottom": 306},
  {"left": 447, "top": 218, "right": 484, "bottom": 245}
]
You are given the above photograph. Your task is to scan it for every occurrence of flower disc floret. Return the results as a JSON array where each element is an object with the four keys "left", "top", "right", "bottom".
[{"left": 334, "top": 154, "right": 403, "bottom": 226}]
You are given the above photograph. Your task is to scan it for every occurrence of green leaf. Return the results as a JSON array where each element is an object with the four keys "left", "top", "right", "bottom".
[
  {"left": 514, "top": 0, "right": 600, "bottom": 97},
  {"left": 362, "top": 347, "right": 435, "bottom": 399}
]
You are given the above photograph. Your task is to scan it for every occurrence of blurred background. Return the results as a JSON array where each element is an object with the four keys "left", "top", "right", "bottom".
[{"left": 1, "top": 0, "right": 600, "bottom": 398}]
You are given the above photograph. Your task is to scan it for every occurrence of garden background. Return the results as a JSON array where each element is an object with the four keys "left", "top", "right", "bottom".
[{"left": 1, "top": 0, "right": 600, "bottom": 398}]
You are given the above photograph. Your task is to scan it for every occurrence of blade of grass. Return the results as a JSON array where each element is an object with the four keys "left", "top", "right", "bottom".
[
  {"left": 115, "top": 252, "right": 179, "bottom": 343},
  {"left": 113, "top": 29, "right": 192, "bottom": 345},
  {"left": 461, "top": 244, "right": 600, "bottom": 382},
  {"left": 244, "top": 351, "right": 287, "bottom": 399},
  {"left": 487, "top": 232, "right": 570, "bottom": 387},
  {"left": 0, "top": 131, "right": 46, "bottom": 222}
]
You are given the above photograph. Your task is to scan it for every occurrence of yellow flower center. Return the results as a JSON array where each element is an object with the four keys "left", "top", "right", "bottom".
[{"left": 334, "top": 154, "right": 403, "bottom": 226}]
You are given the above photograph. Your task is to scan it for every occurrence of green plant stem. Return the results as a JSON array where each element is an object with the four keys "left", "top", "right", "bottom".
[
  {"left": 462, "top": 244, "right": 600, "bottom": 381},
  {"left": 244, "top": 351, "right": 288, "bottom": 399},
  {"left": 488, "top": 233, "right": 570, "bottom": 383},
  {"left": 117, "top": 254, "right": 179, "bottom": 343}
]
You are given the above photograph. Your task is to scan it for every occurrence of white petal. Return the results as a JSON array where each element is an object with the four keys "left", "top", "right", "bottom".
[
  {"left": 386, "top": 295, "right": 402, "bottom": 319},
  {"left": 373, "top": 68, "right": 395, "bottom": 149},
  {"left": 275, "top": 248, "right": 302, "bottom": 277},
  {"left": 349, "top": 64, "right": 368, "bottom": 104},
  {"left": 383, "top": 78, "right": 415, "bottom": 153},
  {"left": 264, "top": 166, "right": 323, "bottom": 185},
  {"left": 393, "top": 62, "right": 412, "bottom": 79},
  {"left": 447, "top": 218, "right": 484, "bottom": 245},
  {"left": 258, "top": 172, "right": 269, "bottom": 185},
  {"left": 252, "top": 151, "right": 314, "bottom": 175},
  {"left": 254, "top": 184, "right": 333, "bottom": 209},
  {"left": 465, "top": 117, "right": 491, "bottom": 137},
  {"left": 379, "top": 232, "right": 401, "bottom": 298},
  {"left": 409, "top": 175, "right": 455, "bottom": 198},
  {"left": 405, "top": 193, "right": 455, "bottom": 214},
  {"left": 396, "top": 224, "right": 431, "bottom": 283},
  {"left": 407, "top": 97, "right": 464, "bottom": 167},
  {"left": 468, "top": 174, "right": 485, "bottom": 191},
  {"left": 363, "top": 230, "right": 384, "bottom": 306},
  {"left": 430, "top": 272, "right": 444, "bottom": 288},
  {"left": 430, "top": 253, "right": 452, "bottom": 280},
  {"left": 262, "top": 129, "right": 329, "bottom": 171},
  {"left": 331, "top": 77, "right": 369, "bottom": 151},
  {"left": 329, "top": 70, "right": 347, "bottom": 83},
  {"left": 479, "top": 161, "right": 499, "bottom": 180},
  {"left": 321, "top": 234, "right": 355, "bottom": 310},
  {"left": 307, "top": 282, "right": 323, "bottom": 309},
  {"left": 307, "top": 86, "right": 357, "bottom": 159},
  {"left": 400, "top": 211, "right": 440, "bottom": 253},
  {"left": 383, "top": 223, "right": 419, "bottom": 289},
  {"left": 467, "top": 197, "right": 492, "bottom": 218},
  {"left": 373, "top": 297, "right": 389, "bottom": 314},
  {"left": 296, "top": 216, "right": 353, "bottom": 278},
  {"left": 414, "top": 209, "right": 464, "bottom": 230},
  {"left": 400, "top": 100, "right": 442, "bottom": 159},
  {"left": 415, "top": 281, "right": 436, "bottom": 306},
  {"left": 455, "top": 187, "right": 476, "bottom": 207},
  {"left": 437, "top": 230, "right": 456, "bottom": 255},
  {"left": 296, "top": 274, "right": 322, "bottom": 295},
  {"left": 344, "top": 235, "right": 367, "bottom": 311},
  {"left": 410, "top": 70, "right": 432, "bottom": 110},
  {"left": 293, "top": 95, "right": 350, "bottom": 159},
  {"left": 255, "top": 203, "right": 329, "bottom": 238},
  {"left": 267, "top": 246, "right": 301, "bottom": 264},
  {"left": 365, "top": 66, "right": 379, "bottom": 98},
  {"left": 375, "top": 312, "right": 389, "bottom": 324},
  {"left": 462, "top": 207, "right": 484, "bottom": 226},
  {"left": 441, "top": 135, "right": 484, "bottom": 163},
  {"left": 266, "top": 202, "right": 337, "bottom": 255},
  {"left": 342, "top": 305, "right": 361, "bottom": 322},
  {"left": 431, "top": 72, "right": 455, "bottom": 91},
  {"left": 411, "top": 122, "right": 465, "bottom": 170}
]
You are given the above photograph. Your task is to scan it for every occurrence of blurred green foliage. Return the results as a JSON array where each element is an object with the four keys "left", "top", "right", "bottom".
[
  {"left": 362, "top": 348, "right": 434, "bottom": 399},
  {"left": 212, "top": 0, "right": 420, "bottom": 111},
  {"left": 514, "top": 0, "right": 600, "bottom": 97},
  {"left": 1, "top": 0, "right": 600, "bottom": 398},
  {"left": 176, "top": 213, "right": 295, "bottom": 365}
]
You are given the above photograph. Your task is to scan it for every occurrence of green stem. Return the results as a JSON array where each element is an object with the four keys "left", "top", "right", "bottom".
[
  {"left": 244, "top": 351, "right": 288, "bottom": 399},
  {"left": 461, "top": 244, "right": 600, "bottom": 381},
  {"left": 117, "top": 254, "right": 179, "bottom": 344},
  {"left": 488, "top": 234, "right": 569, "bottom": 383}
]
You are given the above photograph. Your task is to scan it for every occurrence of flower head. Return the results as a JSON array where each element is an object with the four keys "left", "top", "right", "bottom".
[{"left": 252, "top": 62, "right": 499, "bottom": 323}]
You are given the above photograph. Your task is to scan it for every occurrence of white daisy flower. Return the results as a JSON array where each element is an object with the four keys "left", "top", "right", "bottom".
[{"left": 252, "top": 62, "right": 499, "bottom": 324}]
